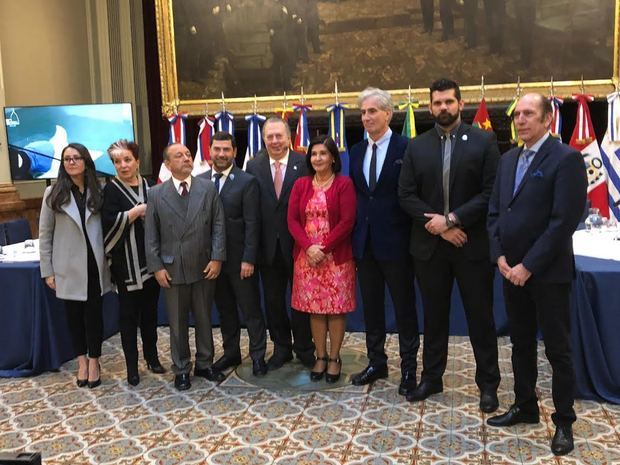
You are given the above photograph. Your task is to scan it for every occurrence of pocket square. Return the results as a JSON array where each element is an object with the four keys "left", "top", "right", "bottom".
[{"left": 531, "top": 169, "right": 544, "bottom": 178}]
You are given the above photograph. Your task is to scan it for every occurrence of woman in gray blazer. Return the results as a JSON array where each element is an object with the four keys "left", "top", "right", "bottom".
[{"left": 39, "top": 143, "right": 112, "bottom": 388}]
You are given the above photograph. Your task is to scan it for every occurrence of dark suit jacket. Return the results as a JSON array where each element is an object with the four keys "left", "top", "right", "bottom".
[
  {"left": 487, "top": 135, "right": 587, "bottom": 283},
  {"left": 145, "top": 176, "right": 226, "bottom": 285},
  {"left": 399, "top": 123, "right": 500, "bottom": 261},
  {"left": 349, "top": 132, "right": 411, "bottom": 261},
  {"left": 246, "top": 150, "right": 308, "bottom": 266},
  {"left": 199, "top": 166, "right": 260, "bottom": 273}
]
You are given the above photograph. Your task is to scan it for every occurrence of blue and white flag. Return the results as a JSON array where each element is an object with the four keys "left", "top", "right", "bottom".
[
  {"left": 327, "top": 103, "right": 349, "bottom": 175},
  {"left": 600, "top": 91, "right": 620, "bottom": 221},
  {"left": 215, "top": 110, "right": 235, "bottom": 135},
  {"left": 158, "top": 112, "right": 188, "bottom": 183},
  {"left": 549, "top": 96, "right": 564, "bottom": 139},
  {"left": 243, "top": 113, "right": 266, "bottom": 170},
  {"left": 293, "top": 103, "right": 312, "bottom": 153}
]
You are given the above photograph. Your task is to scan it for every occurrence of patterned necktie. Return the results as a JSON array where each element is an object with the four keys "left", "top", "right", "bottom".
[
  {"left": 369, "top": 143, "right": 378, "bottom": 191},
  {"left": 442, "top": 134, "right": 452, "bottom": 215},
  {"left": 213, "top": 173, "right": 223, "bottom": 193},
  {"left": 179, "top": 181, "right": 188, "bottom": 197},
  {"left": 274, "top": 161, "right": 283, "bottom": 199},
  {"left": 513, "top": 149, "right": 535, "bottom": 195}
]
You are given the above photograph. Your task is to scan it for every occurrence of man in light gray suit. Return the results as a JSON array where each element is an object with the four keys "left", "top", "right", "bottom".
[{"left": 146, "top": 143, "right": 227, "bottom": 391}]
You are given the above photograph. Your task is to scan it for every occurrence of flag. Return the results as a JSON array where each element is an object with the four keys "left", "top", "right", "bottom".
[
  {"left": 398, "top": 101, "right": 419, "bottom": 138},
  {"left": 327, "top": 103, "right": 350, "bottom": 175},
  {"left": 505, "top": 97, "right": 522, "bottom": 145},
  {"left": 293, "top": 103, "right": 312, "bottom": 153},
  {"left": 472, "top": 98, "right": 493, "bottom": 131},
  {"left": 570, "top": 94, "right": 609, "bottom": 217},
  {"left": 158, "top": 112, "right": 188, "bottom": 183},
  {"left": 549, "top": 96, "right": 564, "bottom": 139},
  {"left": 600, "top": 91, "right": 620, "bottom": 221},
  {"left": 243, "top": 113, "right": 266, "bottom": 170},
  {"left": 192, "top": 116, "right": 215, "bottom": 176},
  {"left": 215, "top": 110, "right": 235, "bottom": 135}
]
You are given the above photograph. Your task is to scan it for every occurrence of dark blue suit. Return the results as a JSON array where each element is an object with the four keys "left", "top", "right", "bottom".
[
  {"left": 350, "top": 131, "right": 419, "bottom": 374},
  {"left": 488, "top": 135, "right": 587, "bottom": 426}
]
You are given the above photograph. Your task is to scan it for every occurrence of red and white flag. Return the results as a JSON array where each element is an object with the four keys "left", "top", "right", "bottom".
[
  {"left": 570, "top": 94, "right": 609, "bottom": 217},
  {"left": 193, "top": 116, "right": 215, "bottom": 176},
  {"left": 158, "top": 113, "right": 188, "bottom": 183}
]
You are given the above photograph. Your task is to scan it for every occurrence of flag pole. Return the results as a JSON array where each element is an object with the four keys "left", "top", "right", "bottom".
[
  {"left": 480, "top": 75, "right": 485, "bottom": 100},
  {"left": 334, "top": 81, "right": 339, "bottom": 105},
  {"left": 300, "top": 86, "right": 305, "bottom": 105},
  {"left": 550, "top": 76, "right": 555, "bottom": 98},
  {"left": 221, "top": 92, "right": 226, "bottom": 113},
  {"left": 253, "top": 95, "right": 258, "bottom": 115}
]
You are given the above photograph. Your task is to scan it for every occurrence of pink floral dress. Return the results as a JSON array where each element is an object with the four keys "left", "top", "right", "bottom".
[{"left": 291, "top": 186, "right": 356, "bottom": 314}]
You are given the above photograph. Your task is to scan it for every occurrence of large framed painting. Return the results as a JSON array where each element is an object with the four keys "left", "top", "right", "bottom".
[{"left": 155, "top": 0, "right": 620, "bottom": 114}]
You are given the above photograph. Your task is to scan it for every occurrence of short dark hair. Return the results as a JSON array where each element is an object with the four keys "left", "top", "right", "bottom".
[
  {"left": 306, "top": 135, "right": 342, "bottom": 175},
  {"left": 429, "top": 78, "right": 461, "bottom": 101},
  {"left": 211, "top": 131, "right": 236, "bottom": 149}
]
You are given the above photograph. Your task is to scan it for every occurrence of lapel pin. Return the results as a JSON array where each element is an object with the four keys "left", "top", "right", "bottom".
[
  {"left": 293, "top": 165, "right": 298, "bottom": 170},
  {"left": 462, "top": 134, "right": 468, "bottom": 141}
]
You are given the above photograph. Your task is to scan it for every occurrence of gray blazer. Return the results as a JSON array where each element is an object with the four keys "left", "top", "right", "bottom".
[
  {"left": 39, "top": 185, "right": 113, "bottom": 301},
  {"left": 145, "top": 176, "right": 226, "bottom": 285}
]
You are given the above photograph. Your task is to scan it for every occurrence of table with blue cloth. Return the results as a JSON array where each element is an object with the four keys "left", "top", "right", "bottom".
[{"left": 0, "top": 261, "right": 119, "bottom": 377}]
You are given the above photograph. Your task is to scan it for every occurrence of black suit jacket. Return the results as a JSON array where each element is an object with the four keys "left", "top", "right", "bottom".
[
  {"left": 200, "top": 166, "right": 260, "bottom": 273},
  {"left": 399, "top": 123, "right": 500, "bottom": 261},
  {"left": 487, "top": 135, "right": 587, "bottom": 283},
  {"left": 349, "top": 132, "right": 411, "bottom": 261},
  {"left": 246, "top": 150, "right": 308, "bottom": 266}
]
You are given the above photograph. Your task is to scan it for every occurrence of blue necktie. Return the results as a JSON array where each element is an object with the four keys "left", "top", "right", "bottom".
[
  {"left": 513, "top": 149, "right": 535, "bottom": 195},
  {"left": 213, "top": 173, "right": 223, "bottom": 193}
]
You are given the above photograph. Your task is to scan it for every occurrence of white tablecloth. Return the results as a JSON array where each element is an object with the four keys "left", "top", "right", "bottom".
[
  {"left": 572, "top": 229, "right": 620, "bottom": 261},
  {"left": 0, "top": 239, "right": 40, "bottom": 263}
]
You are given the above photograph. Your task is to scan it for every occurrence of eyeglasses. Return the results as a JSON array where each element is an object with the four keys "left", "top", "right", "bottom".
[{"left": 63, "top": 156, "right": 84, "bottom": 164}]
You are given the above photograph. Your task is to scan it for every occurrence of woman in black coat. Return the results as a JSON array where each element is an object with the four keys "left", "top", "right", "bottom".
[{"left": 102, "top": 140, "right": 164, "bottom": 385}]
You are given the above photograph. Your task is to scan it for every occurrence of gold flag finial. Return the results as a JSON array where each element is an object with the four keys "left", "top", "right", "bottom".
[
  {"left": 516, "top": 76, "right": 522, "bottom": 97},
  {"left": 220, "top": 92, "right": 226, "bottom": 112},
  {"left": 253, "top": 95, "right": 258, "bottom": 114},
  {"left": 300, "top": 86, "right": 305, "bottom": 105},
  {"left": 580, "top": 75, "right": 585, "bottom": 94},
  {"left": 550, "top": 76, "right": 555, "bottom": 98},
  {"left": 334, "top": 81, "right": 339, "bottom": 105},
  {"left": 480, "top": 75, "right": 486, "bottom": 100}
]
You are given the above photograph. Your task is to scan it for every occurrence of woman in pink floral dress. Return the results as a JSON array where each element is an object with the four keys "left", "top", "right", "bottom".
[{"left": 288, "top": 135, "right": 357, "bottom": 383}]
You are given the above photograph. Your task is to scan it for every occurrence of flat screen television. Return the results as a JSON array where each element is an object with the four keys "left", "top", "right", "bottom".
[{"left": 4, "top": 103, "right": 134, "bottom": 180}]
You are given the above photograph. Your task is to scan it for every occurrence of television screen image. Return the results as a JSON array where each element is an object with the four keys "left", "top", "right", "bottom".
[{"left": 4, "top": 103, "right": 134, "bottom": 180}]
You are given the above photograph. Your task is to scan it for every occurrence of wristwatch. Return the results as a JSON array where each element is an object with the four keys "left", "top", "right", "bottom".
[{"left": 445, "top": 213, "right": 457, "bottom": 229}]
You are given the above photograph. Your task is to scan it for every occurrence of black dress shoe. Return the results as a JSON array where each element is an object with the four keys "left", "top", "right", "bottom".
[
  {"left": 351, "top": 365, "right": 388, "bottom": 386},
  {"left": 76, "top": 378, "right": 88, "bottom": 388},
  {"left": 325, "top": 357, "right": 341, "bottom": 383},
  {"left": 310, "top": 357, "right": 327, "bottom": 381},
  {"left": 297, "top": 353, "right": 316, "bottom": 369},
  {"left": 194, "top": 366, "right": 226, "bottom": 382},
  {"left": 398, "top": 372, "right": 417, "bottom": 396},
  {"left": 213, "top": 355, "right": 242, "bottom": 372},
  {"left": 127, "top": 374, "right": 140, "bottom": 386},
  {"left": 405, "top": 379, "right": 442, "bottom": 402},
  {"left": 267, "top": 351, "right": 293, "bottom": 370},
  {"left": 252, "top": 358, "right": 268, "bottom": 376},
  {"left": 146, "top": 360, "right": 166, "bottom": 374},
  {"left": 479, "top": 390, "right": 499, "bottom": 413},
  {"left": 551, "top": 425, "right": 574, "bottom": 456},
  {"left": 174, "top": 373, "right": 191, "bottom": 391},
  {"left": 487, "top": 405, "right": 540, "bottom": 427},
  {"left": 87, "top": 378, "right": 101, "bottom": 389}
]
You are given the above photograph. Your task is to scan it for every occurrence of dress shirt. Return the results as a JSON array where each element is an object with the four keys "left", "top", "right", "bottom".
[
  {"left": 363, "top": 128, "right": 392, "bottom": 186},
  {"left": 172, "top": 175, "right": 192, "bottom": 196},
  {"left": 270, "top": 151, "right": 290, "bottom": 182},
  {"left": 211, "top": 164, "right": 234, "bottom": 192}
]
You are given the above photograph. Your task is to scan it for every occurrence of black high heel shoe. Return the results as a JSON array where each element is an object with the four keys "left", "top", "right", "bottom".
[
  {"left": 310, "top": 356, "right": 328, "bottom": 381},
  {"left": 127, "top": 364, "right": 140, "bottom": 386},
  {"left": 325, "top": 357, "right": 341, "bottom": 384},
  {"left": 76, "top": 378, "right": 88, "bottom": 388},
  {"left": 88, "top": 362, "right": 101, "bottom": 389},
  {"left": 147, "top": 360, "right": 166, "bottom": 374}
]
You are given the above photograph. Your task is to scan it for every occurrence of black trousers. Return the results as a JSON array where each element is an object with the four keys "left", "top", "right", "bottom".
[
  {"left": 260, "top": 244, "right": 313, "bottom": 358},
  {"left": 503, "top": 280, "right": 576, "bottom": 426},
  {"left": 117, "top": 277, "right": 160, "bottom": 373},
  {"left": 357, "top": 240, "right": 419, "bottom": 374},
  {"left": 64, "top": 271, "right": 103, "bottom": 359},
  {"left": 415, "top": 241, "right": 500, "bottom": 392},
  {"left": 215, "top": 267, "right": 267, "bottom": 361},
  {"left": 420, "top": 0, "right": 454, "bottom": 37}
]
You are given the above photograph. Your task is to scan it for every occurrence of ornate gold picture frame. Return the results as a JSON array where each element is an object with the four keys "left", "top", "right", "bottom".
[{"left": 155, "top": 0, "right": 620, "bottom": 115}]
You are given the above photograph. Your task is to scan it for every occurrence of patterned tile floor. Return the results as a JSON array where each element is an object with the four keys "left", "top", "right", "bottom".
[{"left": 1, "top": 330, "right": 619, "bottom": 465}]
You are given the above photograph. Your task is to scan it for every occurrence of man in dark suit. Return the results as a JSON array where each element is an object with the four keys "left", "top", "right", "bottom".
[
  {"left": 246, "top": 117, "right": 314, "bottom": 370},
  {"left": 349, "top": 87, "right": 419, "bottom": 395},
  {"left": 398, "top": 78, "right": 501, "bottom": 412},
  {"left": 200, "top": 132, "right": 268, "bottom": 376},
  {"left": 145, "top": 143, "right": 227, "bottom": 391},
  {"left": 487, "top": 93, "right": 587, "bottom": 456}
]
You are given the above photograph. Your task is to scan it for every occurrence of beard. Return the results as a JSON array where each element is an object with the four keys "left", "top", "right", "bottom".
[{"left": 434, "top": 110, "right": 460, "bottom": 127}]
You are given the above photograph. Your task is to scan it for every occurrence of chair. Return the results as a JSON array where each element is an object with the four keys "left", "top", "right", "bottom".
[{"left": 1, "top": 218, "right": 32, "bottom": 245}]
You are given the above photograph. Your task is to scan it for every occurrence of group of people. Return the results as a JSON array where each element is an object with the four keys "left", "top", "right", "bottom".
[{"left": 38, "top": 79, "right": 587, "bottom": 456}]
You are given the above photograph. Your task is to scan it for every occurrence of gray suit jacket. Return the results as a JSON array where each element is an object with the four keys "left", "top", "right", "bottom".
[
  {"left": 39, "top": 185, "right": 113, "bottom": 300},
  {"left": 145, "top": 176, "right": 226, "bottom": 285}
]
